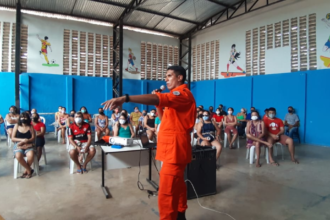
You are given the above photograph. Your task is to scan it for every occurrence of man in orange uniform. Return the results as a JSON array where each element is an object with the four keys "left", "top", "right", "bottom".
[{"left": 102, "top": 66, "right": 196, "bottom": 220}]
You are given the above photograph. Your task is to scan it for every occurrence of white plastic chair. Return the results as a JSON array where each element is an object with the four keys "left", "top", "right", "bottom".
[
  {"left": 69, "top": 150, "right": 92, "bottom": 174},
  {"left": 40, "top": 116, "right": 46, "bottom": 124},
  {"left": 273, "top": 142, "right": 284, "bottom": 160},
  {"left": 41, "top": 146, "right": 47, "bottom": 165},
  {"left": 57, "top": 129, "right": 62, "bottom": 143},
  {"left": 4, "top": 119, "right": 13, "bottom": 148},
  {"left": 224, "top": 131, "right": 240, "bottom": 148},
  {"left": 13, "top": 132, "right": 39, "bottom": 179},
  {"left": 246, "top": 146, "right": 270, "bottom": 164}
]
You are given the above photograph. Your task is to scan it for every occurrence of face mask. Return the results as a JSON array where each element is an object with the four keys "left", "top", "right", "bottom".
[
  {"left": 228, "top": 111, "right": 233, "bottom": 115},
  {"left": 203, "top": 116, "right": 209, "bottom": 121},
  {"left": 216, "top": 111, "right": 220, "bottom": 114},
  {"left": 75, "top": 118, "right": 82, "bottom": 124},
  {"left": 9, "top": 111, "right": 14, "bottom": 114},
  {"left": 150, "top": 112, "right": 155, "bottom": 116},
  {"left": 31, "top": 111, "right": 35, "bottom": 114},
  {"left": 99, "top": 111, "right": 104, "bottom": 115},
  {"left": 21, "top": 119, "right": 28, "bottom": 124},
  {"left": 33, "top": 117, "right": 39, "bottom": 123},
  {"left": 241, "top": 109, "right": 244, "bottom": 113},
  {"left": 58, "top": 109, "right": 61, "bottom": 112},
  {"left": 142, "top": 113, "right": 146, "bottom": 116},
  {"left": 61, "top": 110, "right": 65, "bottom": 113},
  {"left": 288, "top": 110, "right": 293, "bottom": 113},
  {"left": 268, "top": 114, "right": 275, "bottom": 119},
  {"left": 81, "top": 110, "right": 86, "bottom": 113},
  {"left": 198, "top": 114, "right": 203, "bottom": 118},
  {"left": 209, "top": 109, "right": 213, "bottom": 112},
  {"left": 119, "top": 119, "right": 126, "bottom": 125},
  {"left": 251, "top": 116, "right": 258, "bottom": 121},
  {"left": 70, "top": 114, "right": 75, "bottom": 117},
  {"left": 135, "top": 109, "right": 138, "bottom": 113}
]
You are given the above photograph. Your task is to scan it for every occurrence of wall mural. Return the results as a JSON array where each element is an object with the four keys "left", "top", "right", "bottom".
[
  {"left": 125, "top": 48, "right": 139, "bottom": 74},
  {"left": 37, "top": 34, "right": 59, "bottom": 67},
  {"left": 222, "top": 44, "right": 246, "bottom": 78},
  {"left": 321, "top": 13, "right": 330, "bottom": 68}
]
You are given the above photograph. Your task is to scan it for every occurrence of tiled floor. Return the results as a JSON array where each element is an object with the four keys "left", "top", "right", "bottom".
[{"left": 0, "top": 134, "right": 329, "bottom": 220}]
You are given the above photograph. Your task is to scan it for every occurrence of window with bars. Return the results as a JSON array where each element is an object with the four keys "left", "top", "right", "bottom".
[
  {"left": 140, "top": 42, "right": 179, "bottom": 80},
  {"left": 299, "top": 16, "right": 308, "bottom": 71},
  {"left": 308, "top": 13, "right": 317, "bottom": 70},
  {"left": 215, "top": 40, "right": 219, "bottom": 79},
  {"left": 259, "top": 26, "right": 266, "bottom": 75},
  {"left": 192, "top": 46, "right": 197, "bottom": 81},
  {"left": 210, "top": 41, "right": 215, "bottom": 80},
  {"left": 267, "top": 24, "right": 274, "bottom": 50},
  {"left": 63, "top": 29, "right": 112, "bottom": 77},
  {"left": 291, "top": 17, "right": 299, "bottom": 72},
  {"left": 197, "top": 44, "right": 201, "bottom": 81},
  {"left": 275, "top": 22, "right": 282, "bottom": 48},
  {"left": 252, "top": 28, "right": 258, "bottom": 75},
  {"left": 282, "top": 19, "right": 290, "bottom": 47},
  {"left": 201, "top": 43, "right": 205, "bottom": 80},
  {"left": 206, "top": 42, "right": 210, "bottom": 80},
  {"left": 0, "top": 22, "right": 28, "bottom": 73},
  {"left": 245, "top": 30, "right": 252, "bottom": 76}
]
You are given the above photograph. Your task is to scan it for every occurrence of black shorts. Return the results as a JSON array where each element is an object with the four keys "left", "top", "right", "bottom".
[{"left": 36, "top": 137, "right": 45, "bottom": 147}]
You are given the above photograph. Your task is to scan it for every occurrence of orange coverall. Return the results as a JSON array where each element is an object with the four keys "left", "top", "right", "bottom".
[{"left": 155, "top": 84, "right": 196, "bottom": 220}]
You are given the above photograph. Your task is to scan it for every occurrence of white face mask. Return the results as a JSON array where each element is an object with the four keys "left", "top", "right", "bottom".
[
  {"left": 150, "top": 112, "right": 155, "bottom": 116},
  {"left": 251, "top": 116, "right": 258, "bottom": 121},
  {"left": 75, "top": 118, "right": 82, "bottom": 124},
  {"left": 119, "top": 119, "right": 126, "bottom": 125},
  {"left": 31, "top": 111, "right": 35, "bottom": 114},
  {"left": 216, "top": 111, "right": 220, "bottom": 114},
  {"left": 228, "top": 111, "right": 233, "bottom": 115},
  {"left": 134, "top": 109, "right": 138, "bottom": 112},
  {"left": 268, "top": 114, "right": 275, "bottom": 119},
  {"left": 61, "top": 110, "right": 65, "bottom": 113}
]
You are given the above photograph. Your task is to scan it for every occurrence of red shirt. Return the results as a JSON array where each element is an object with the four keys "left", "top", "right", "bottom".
[
  {"left": 212, "top": 114, "right": 223, "bottom": 123},
  {"left": 33, "top": 122, "right": 46, "bottom": 139},
  {"left": 263, "top": 117, "right": 284, "bottom": 135},
  {"left": 68, "top": 122, "right": 91, "bottom": 143},
  {"left": 155, "top": 84, "right": 196, "bottom": 164}
]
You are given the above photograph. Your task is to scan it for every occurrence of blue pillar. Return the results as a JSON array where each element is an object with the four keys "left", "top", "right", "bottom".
[
  {"left": 105, "top": 78, "right": 113, "bottom": 117},
  {"left": 66, "top": 77, "right": 73, "bottom": 111},
  {"left": 19, "top": 74, "right": 30, "bottom": 112},
  {"left": 141, "top": 80, "right": 147, "bottom": 111}
]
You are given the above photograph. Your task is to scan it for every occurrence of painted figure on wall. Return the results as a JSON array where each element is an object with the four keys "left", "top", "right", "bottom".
[
  {"left": 37, "top": 35, "right": 59, "bottom": 67},
  {"left": 221, "top": 44, "right": 246, "bottom": 78},
  {"left": 320, "top": 13, "right": 330, "bottom": 67},
  {"left": 125, "top": 48, "right": 139, "bottom": 74}
]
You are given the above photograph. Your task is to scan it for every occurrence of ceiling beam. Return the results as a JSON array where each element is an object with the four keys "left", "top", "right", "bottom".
[
  {"left": 90, "top": 0, "right": 199, "bottom": 25},
  {"left": 206, "top": 0, "right": 236, "bottom": 10}
]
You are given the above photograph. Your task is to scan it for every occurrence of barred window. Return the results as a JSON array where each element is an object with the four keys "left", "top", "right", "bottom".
[{"left": 245, "top": 30, "right": 251, "bottom": 76}]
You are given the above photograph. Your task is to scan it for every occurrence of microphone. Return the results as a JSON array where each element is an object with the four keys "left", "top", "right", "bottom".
[{"left": 155, "top": 85, "right": 165, "bottom": 93}]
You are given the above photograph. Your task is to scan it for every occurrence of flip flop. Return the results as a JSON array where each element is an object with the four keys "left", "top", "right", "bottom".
[
  {"left": 77, "top": 169, "right": 83, "bottom": 174},
  {"left": 270, "top": 162, "right": 279, "bottom": 166},
  {"left": 20, "top": 173, "right": 28, "bottom": 178},
  {"left": 82, "top": 168, "right": 88, "bottom": 173},
  {"left": 25, "top": 169, "right": 34, "bottom": 179}
]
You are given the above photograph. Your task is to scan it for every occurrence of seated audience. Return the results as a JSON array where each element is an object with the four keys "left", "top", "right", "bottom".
[
  {"left": 284, "top": 106, "right": 300, "bottom": 139},
  {"left": 95, "top": 108, "right": 110, "bottom": 140},
  {"left": 196, "top": 111, "right": 222, "bottom": 160},
  {"left": 246, "top": 111, "right": 275, "bottom": 167},
  {"left": 111, "top": 107, "right": 121, "bottom": 123},
  {"left": 113, "top": 114, "right": 135, "bottom": 138},
  {"left": 212, "top": 108, "right": 224, "bottom": 141},
  {"left": 224, "top": 107, "right": 238, "bottom": 149},
  {"left": 58, "top": 107, "right": 69, "bottom": 144},
  {"left": 264, "top": 107, "right": 299, "bottom": 164},
  {"left": 80, "top": 106, "right": 92, "bottom": 123},
  {"left": 130, "top": 106, "right": 142, "bottom": 127},
  {"left": 11, "top": 112, "right": 36, "bottom": 178},
  {"left": 237, "top": 108, "right": 247, "bottom": 136},
  {"left": 55, "top": 106, "right": 62, "bottom": 122},
  {"left": 66, "top": 110, "right": 76, "bottom": 126},
  {"left": 198, "top": 105, "right": 204, "bottom": 110},
  {"left": 0, "top": 114, "right": 3, "bottom": 124},
  {"left": 31, "top": 113, "right": 46, "bottom": 163},
  {"left": 246, "top": 107, "right": 256, "bottom": 120},
  {"left": 138, "top": 110, "right": 147, "bottom": 130},
  {"left": 144, "top": 109, "right": 156, "bottom": 141},
  {"left": 5, "top": 106, "right": 19, "bottom": 138},
  {"left": 68, "top": 112, "right": 95, "bottom": 174},
  {"left": 218, "top": 104, "right": 227, "bottom": 116},
  {"left": 209, "top": 106, "right": 215, "bottom": 118}
]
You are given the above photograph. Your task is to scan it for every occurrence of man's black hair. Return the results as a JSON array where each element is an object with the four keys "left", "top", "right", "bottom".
[{"left": 167, "top": 66, "right": 186, "bottom": 83}]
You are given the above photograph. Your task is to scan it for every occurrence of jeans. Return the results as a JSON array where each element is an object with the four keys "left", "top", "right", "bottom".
[{"left": 285, "top": 126, "right": 298, "bottom": 138}]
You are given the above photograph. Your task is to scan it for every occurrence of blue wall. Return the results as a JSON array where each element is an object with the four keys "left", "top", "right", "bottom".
[{"left": 0, "top": 70, "right": 329, "bottom": 147}]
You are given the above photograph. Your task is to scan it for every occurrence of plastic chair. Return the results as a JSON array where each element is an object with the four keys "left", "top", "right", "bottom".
[
  {"left": 246, "top": 146, "right": 270, "bottom": 164},
  {"left": 224, "top": 131, "right": 240, "bottom": 148},
  {"left": 69, "top": 150, "right": 92, "bottom": 174},
  {"left": 273, "top": 142, "right": 284, "bottom": 160},
  {"left": 41, "top": 146, "right": 47, "bottom": 165},
  {"left": 4, "top": 119, "right": 13, "bottom": 148},
  {"left": 40, "top": 116, "right": 46, "bottom": 124},
  {"left": 13, "top": 132, "right": 40, "bottom": 179}
]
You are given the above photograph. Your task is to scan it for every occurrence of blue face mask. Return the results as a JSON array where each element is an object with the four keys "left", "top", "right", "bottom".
[
  {"left": 203, "top": 116, "right": 209, "bottom": 121},
  {"left": 81, "top": 109, "right": 86, "bottom": 113}
]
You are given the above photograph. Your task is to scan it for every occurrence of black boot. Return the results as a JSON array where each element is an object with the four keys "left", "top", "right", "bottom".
[{"left": 177, "top": 211, "right": 186, "bottom": 220}]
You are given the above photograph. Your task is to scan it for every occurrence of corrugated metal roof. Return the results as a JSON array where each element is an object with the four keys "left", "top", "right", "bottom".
[
  {"left": 139, "top": 0, "right": 185, "bottom": 14},
  {"left": 21, "top": 0, "right": 76, "bottom": 14},
  {"left": 125, "top": 10, "right": 164, "bottom": 28},
  {"left": 0, "top": 0, "right": 15, "bottom": 7}
]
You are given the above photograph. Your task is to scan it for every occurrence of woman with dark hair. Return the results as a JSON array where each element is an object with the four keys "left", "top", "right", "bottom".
[
  {"left": 80, "top": 106, "right": 92, "bottom": 123},
  {"left": 32, "top": 113, "right": 46, "bottom": 162},
  {"left": 66, "top": 110, "right": 76, "bottom": 126},
  {"left": 5, "top": 106, "right": 19, "bottom": 137},
  {"left": 11, "top": 112, "right": 36, "bottom": 178},
  {"left": 121, "top": 109, "right": 130, "bottom": 123},
  {"left": 224, "top": 107, "right": 238, "bottom": 149},
  {"left": 57, "top": 107, "right": 68, "bottom": 144},
  {"left": 95, "top": 108, "right": 110, "bottom": 140},
  {"left": 113, "top": 113, "right": 135, "bottom": 138}
]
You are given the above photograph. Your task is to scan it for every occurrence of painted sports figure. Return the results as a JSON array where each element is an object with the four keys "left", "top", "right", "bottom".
[
  {"left": 227, "top": 44, "right": 245, "bottom": 76},
  {"left": 37, "top": 35, "right": 52, "bottom": 64},
  {"left": 125, "top": 48, "right": 138, "bottom": 72},
  {"left": 321, "top": 13, "right": 330, "bottom": 52}
]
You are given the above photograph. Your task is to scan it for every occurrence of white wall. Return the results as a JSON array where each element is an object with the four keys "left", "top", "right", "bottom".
[{"left": 192, "top": 0, "right": 330, "bottom": 78}]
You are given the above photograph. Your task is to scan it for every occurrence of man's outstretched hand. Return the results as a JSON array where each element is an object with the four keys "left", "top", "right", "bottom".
[{"left": 102, "top": 97, "right": 125, "bottom": 111}]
